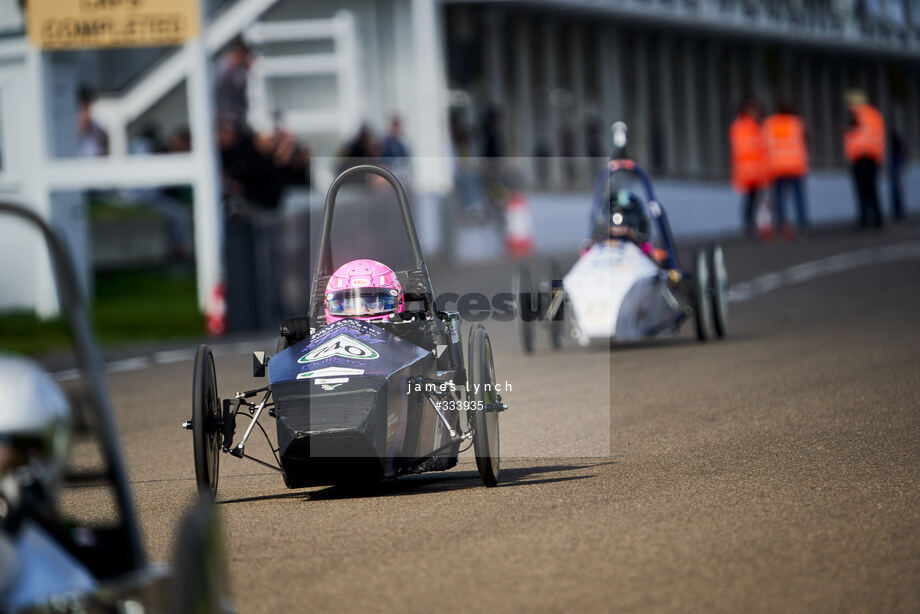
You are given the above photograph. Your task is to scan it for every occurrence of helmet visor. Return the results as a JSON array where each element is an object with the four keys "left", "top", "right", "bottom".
[{"left": 326, "top": 287, "right": 399, "bottom": 317}]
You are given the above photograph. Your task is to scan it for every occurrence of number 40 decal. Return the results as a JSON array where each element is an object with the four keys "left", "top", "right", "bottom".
[{"left": 298, "top": 335, "right": 380, "bottom": 363}]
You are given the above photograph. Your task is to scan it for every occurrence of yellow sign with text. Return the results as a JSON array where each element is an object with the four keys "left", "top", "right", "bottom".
[{"left": 27, "top": 0, "right": 200, "bottom": 49}]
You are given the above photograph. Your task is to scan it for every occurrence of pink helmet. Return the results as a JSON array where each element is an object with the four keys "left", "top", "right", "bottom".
[{"left": 324, "top": 259, "right": 404, "bottom": 323}]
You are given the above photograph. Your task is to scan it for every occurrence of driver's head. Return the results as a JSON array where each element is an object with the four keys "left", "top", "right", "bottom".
[
  {"left": 324, "top": 259, "right": 404, "bottom": 323},
  {"left": 608, "top": 189, "right": 649, "bottom": 242}
]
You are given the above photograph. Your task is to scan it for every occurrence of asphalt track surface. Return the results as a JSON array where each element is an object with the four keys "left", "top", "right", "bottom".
[{"left": 65, "top": 224, "right": 920, "bottom": 613}]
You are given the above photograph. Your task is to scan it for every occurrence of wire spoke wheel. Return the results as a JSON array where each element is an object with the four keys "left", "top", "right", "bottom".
[
  {"left": 709, "top": 244, "right": 728, "bottom": 338},
  {"left": 192, "top": 345, "right": 221, "bottom": 498},
  {"left": 512, "top": 264, "right": 536, "bottom": 354},
  {"left": 468, "top": 324, "right": 500, "bottom": 487}
]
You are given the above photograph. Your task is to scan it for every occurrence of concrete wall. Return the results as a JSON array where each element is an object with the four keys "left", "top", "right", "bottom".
[{"left": 528, "top": 164, "right": 920, "bottom": 254}]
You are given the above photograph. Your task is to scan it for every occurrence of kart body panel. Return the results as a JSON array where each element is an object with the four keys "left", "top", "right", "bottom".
[
  {"left": 269, "top": 319, "right": 458, "bottom": 486},
  {"left": 564, "top": 241, "right": 683, "bottom": 344}
]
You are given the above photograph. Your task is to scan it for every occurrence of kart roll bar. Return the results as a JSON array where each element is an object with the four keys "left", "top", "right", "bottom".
[
  {"left": 310, "top": 164, "right": 437, "bottom": 320},
  {"left": 0, "top": 202, "right": 148, "bottom": 572},
  {"left": 590, "top": 160, "right": 681, "bottom": 271}
]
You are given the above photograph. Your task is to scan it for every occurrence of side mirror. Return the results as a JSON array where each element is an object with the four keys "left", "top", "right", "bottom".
[{"left": 252, "top": 351, "right": 269, "bottom": 378}]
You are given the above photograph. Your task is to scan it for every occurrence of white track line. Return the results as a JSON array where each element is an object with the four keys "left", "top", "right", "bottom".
[
  {"left": 727, "top": 240, "right": 920, "bottom": 304},
  {"left": 53, "top": 337, "right": 273, "bottom": 380},
  {"left": 51, "top": 240, "right": 920, "bottom": 379}
]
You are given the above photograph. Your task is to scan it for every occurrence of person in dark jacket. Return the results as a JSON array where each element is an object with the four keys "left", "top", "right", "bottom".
[{"left": 218, "top": 115, "right": 310, "bottom": 331}]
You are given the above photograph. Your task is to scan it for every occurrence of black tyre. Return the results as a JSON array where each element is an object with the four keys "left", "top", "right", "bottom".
[
  {"left": 512, "top": 264, "right": 535, "bottom": 354},
  {"left": 708, "top": 244, "right": 728, "bottom": 339},
  {"left": 192, "top": 345, "right": 221, "bottom": 498},
  {"left": 548, "top": 260, "right": 565, "bottom": 350},
  {"left": 692, "top": 248, "right": 713, "bottom": 342},
  {"left": 468, "top": 324, "right": 500, "bottom": 487}
]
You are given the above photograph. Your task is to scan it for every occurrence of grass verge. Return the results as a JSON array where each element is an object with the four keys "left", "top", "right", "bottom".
[{"left": 0, "top": 268, "right": 202, "bottom": 356}]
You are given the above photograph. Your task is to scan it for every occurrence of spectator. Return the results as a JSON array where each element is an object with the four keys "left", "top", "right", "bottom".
[
  {"left": 167, "top": 125, "right": 191, "bottom": 153},
  {"left": 382, "top": 114, "right": 410, "bottom": 180},
  {"left": 844, "top": 89, "right": 885, "bottom": 229},
  {"left": 449, "top": 108, "right": 488, "bottom": 220},
  {"left": 216, "top": 38, "right": 252, "bottom": 125},
  {"left": 218, "top": 115, "right": 309, "bottom": 211},
  {"left": 481, "top": 105, "right": 503, "bottom": 158},
  {"left": 129, "top": 122, "right": 166, "bottom": 154},
  {"left": 729, "top": 96, "right": 769, "bottom": 237},
  {"left": 480, "top": 105, "right": 508, "bottom": 205},
  {"left": 382, "top": 115, "right": 409, "bottom": 160},
  {"left": 218, "top": 114, "right": 310, "bottom": 332},
  {"left": 764, "top": 101, "right": 809, "bottom": 237},
  {"left": 338, "top": 123, "right": 380, "bottom": 172},
  {"left": 76, "top": 86, "right": 108, "bottom": 157},
  {"left": 217, "top": 114, "right": 252, "bottom": 200}
]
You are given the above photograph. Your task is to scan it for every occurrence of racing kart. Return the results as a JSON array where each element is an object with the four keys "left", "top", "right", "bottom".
[
  {"left": 513, "top": 158, "right": 728, "bottom": 350},
  {"left": 185, "top": 165, "right": 506, "bottom": 497},
  {"left": 0, "top": 202, "right": 230, "bottom": 613}
]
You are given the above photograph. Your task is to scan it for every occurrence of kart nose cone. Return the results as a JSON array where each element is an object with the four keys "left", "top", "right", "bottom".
[{"left": 273, "top": 379, "right": 388, "bottom": 487}]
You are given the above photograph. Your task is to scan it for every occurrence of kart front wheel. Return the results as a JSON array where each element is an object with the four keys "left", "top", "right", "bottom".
[
  {"left": 709, "top": 244, "right": 728, "bottom": 339},
  {"left": 192, "top": 345, "right": 221, "bottom": 498},
  {"left": 512, "top": 264, "right": 535, "bottom": 354},
  {"left": 692, "top": 248, "right": 714, "bottom": 342},
  {"left": 468, "top": 324, "right": 500, "bottom": 487}
]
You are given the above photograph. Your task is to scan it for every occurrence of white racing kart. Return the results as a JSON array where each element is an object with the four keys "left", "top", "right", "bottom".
[{"left": 514, "top": 159, "right": 728, "bottom": 350}]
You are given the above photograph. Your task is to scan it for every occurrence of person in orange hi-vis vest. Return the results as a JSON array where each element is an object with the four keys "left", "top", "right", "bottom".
[
  {"left": 729, "top": 97, "right": 769, "bottom": 237},
  {"left": 764, "top": 101, "right": 809, "bottom": 237},
  {"left": 845, "top": 89, "right": 886, "bottom": 228}
]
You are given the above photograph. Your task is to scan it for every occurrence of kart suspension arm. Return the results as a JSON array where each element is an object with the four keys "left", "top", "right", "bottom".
[
  {"left": 403, "top": 432, "right": 470, "bottom": 473},
  {"left": 231, "top": 387, "right": 272, "bottom": 458},
  {"left": 545, "top": 288, "right": 565, "bottom": 321},
  {"left": 410, "top": 376, "right": 463, "bottom": 437},
  {"left": 238, "top": 452, "right": 282, "bottom": 472}
]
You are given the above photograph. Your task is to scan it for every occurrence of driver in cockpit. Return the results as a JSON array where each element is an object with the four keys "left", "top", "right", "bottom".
[{"left": 590, "top": 189, "right": 668, "bottom": 264}]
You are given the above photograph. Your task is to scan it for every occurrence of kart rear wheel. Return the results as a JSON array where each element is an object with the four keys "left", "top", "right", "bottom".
[
  {"left": 692, "top": 248, "right": 714, "bottom": 342},
  {"left": 192, "top": 345, "right": 221, "bottom": 498},
  {"left": 468, "top": 324, "right": 500, "bottom": 487},
  {"left": 548, "top": 260, "right": 565, "bottom": 351},
  {"left": 709, "top": 244, "right": 728, "bottom": 339},
  {"left": 512, "top": 264, "right": 535, "bottom": 354}
]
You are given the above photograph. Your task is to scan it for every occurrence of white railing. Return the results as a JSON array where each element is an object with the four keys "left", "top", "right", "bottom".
[
  {"left": 244, "top": 11, "right": 362, "bottom": 142},
  {"left": 21, "top": 0, "right": 282, "bottom": 314},
  {"left": 92, "top": 0, "right": 279, "bottom": 156}
]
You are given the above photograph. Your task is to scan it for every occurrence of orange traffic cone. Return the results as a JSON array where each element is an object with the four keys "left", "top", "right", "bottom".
[
  {"left": 205, "top": 281, "right": 226, "bottom": 337},
  {"left": 505, "top": 191, "right": 535, "bottom": 258}
]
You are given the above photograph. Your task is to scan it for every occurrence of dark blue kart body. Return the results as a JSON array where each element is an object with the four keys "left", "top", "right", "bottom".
[{"left": 268, "top": 319, "right": 460, "bottom": 487}]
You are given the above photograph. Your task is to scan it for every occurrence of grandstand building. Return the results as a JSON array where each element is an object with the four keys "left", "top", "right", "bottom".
[{"left": 1, "top": 0, "right": 918, "bottom": 313}]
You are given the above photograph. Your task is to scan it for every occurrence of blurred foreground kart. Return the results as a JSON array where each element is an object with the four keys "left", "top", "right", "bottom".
[
  {"left": 0, "top": 203, "right": 231, "bottom": 613},
  {"left": 184, "top": 165, "right": 507, "bottom": 497},
  {"left": 513, "top": 156, "right": 728, "bottom": 351}
]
